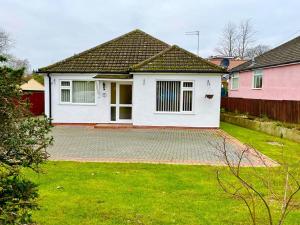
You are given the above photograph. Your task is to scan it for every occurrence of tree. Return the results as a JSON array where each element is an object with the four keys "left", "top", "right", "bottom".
[
  {"left": 3, "top": 54, "right": 30, "bottom": 72},
  {"left": 237, "top": 19, "right": 255, "bottom": 59},
  {"left": 215, "top": 20, "right": 268, "bottom": 59},
  {"left": 245, "top": 44, "right": 271, "bottom": 59},
  {"left": 215, "top": 138, "right": 300, "bottom": 225},
  {"left": 0, "top": 55, "right": 53, "bottom": 224},
  {"left": 32, "top": 73, "right": 44, "bottom": 85},
  {"left": 215, "top": 22, "right": 237, "bottom": 57},
  {"left": 0, "top": 28, "right": 12, "bottom": 53},
  {"left": 0, "top": 28, "right": 30, "bottom": 72}
]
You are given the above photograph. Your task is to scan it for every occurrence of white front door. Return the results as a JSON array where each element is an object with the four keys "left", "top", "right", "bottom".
[{"left": 110, "top": 82, "right": 132, "bottom": 123}]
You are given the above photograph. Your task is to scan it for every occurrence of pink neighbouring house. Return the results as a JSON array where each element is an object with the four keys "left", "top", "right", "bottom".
[{"left": 229, "top": 36, "right": 300, "bottom": 100}]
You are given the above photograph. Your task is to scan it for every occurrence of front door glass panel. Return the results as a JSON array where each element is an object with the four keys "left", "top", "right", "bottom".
[
  {"left": 110, "top": 82, "right": 132, "bottom": 122},
  {"left": 119, "top": 85, "right": 132, "bottom": 104}
]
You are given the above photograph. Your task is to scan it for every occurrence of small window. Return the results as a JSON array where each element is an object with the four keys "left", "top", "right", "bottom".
[
  {"left": 183, "top": 82, "right": 193, "bottom": 88},
  {"left": 61, "top": 81, "right": 70, "bottom": 87},
  {"left": 253, "top": 70, "right": 263, "bottom": 89},
  {"left": 231, "top": 73, "right": 239, "bottom": 90},
  {"left": 60, "top": 81, "right": 71, "bottom": 103},
  {"left": 182, "top": 90, "right": 193, "bottom": 111},
  {"left": 182, "top": 81, "right": 193, "bottom": 112}
]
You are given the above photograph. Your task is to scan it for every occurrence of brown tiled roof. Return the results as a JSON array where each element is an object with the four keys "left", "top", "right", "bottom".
[
  {"left": 131, "top": 45, "right": 226, "bottom": 73},
  {"left": 39, "top": 29, "right": 225, "bottom": 74},
  {"left": 38, "top": 29, "right": 169, "bottom": 73},
  {"left": 231, "top": 35, "right": 300, "bottom": 72}
]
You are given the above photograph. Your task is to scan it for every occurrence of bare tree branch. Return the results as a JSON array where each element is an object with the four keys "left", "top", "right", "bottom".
[
  {"left": 215, "top": 22, "right": 237, "bottom": 57},
  {"left": 245, "top": 44, "right": 271, "bottom": 59},
  {"left": 215, "top": 137, "right": 300, "bottom": 225},
  {"left": 236, "top": 19, "right": 255, "bottom": 59},
  {"left": 0, "top": 28, "right": 12, "bottom": 53}
]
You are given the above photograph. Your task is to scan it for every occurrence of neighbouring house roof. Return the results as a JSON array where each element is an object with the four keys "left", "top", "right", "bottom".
[
  {"left": 21, "top": 78, "right": 44, "bottom": 91},
  {"left": 38, "top": 29, "right": 225, "bottom": 74},
  {"left": 231, "top": 35, "right": 300, "bottom": 72},
  {"left": 131, "top": 45, "right": 226, "bottom": 73},
  {"left": 208, "top": 58, "right": 247, "bottom": 70}
]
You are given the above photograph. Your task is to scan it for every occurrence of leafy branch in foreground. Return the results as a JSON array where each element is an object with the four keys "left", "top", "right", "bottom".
[
  {"left": 215, "top": 138, "right": 300, "bottom": 225},
  {"left": 0, "top": 55, "right": 53, "bottom": 224}
]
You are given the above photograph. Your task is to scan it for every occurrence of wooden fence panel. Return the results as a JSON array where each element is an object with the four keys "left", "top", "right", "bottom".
[{"left": 221, "top": 97, "right": 300, "bottom": 123}]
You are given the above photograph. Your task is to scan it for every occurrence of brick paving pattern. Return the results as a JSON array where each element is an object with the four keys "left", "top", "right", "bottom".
[{"left": 48, "top": 126, "right": 275, "bottom": 166}]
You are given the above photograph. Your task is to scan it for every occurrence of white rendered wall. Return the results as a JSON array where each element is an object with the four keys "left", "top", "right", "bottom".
[
  {"left": 132, "top": 73, "right": 222, "bottom": 128},
  {"left": 44, "top": 73, "right": 110, "bottom": 123},
  {"left": 44, "top": 73, "right": 222, "bottom": 126}
]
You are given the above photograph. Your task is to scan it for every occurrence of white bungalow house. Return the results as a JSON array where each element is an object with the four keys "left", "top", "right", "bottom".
[{"left": 38, "top": 29, "right": 225, "bottom": 127}]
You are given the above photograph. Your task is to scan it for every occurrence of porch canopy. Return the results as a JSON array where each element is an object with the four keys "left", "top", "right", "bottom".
[{"left": 93, "top": 74, "right": 133, "bottom": 81}]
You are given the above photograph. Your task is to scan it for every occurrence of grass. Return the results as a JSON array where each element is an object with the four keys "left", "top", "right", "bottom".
[{"left": 24, "top": 122, "right": 300, "bottom": 225}]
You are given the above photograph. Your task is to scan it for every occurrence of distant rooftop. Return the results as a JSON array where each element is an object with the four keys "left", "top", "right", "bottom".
[
  {"left": 208, "top": 56, "right": 247, "bottom": 70},
  {"left": 21, "top": 78, "right": 44, "bottom": 91}
]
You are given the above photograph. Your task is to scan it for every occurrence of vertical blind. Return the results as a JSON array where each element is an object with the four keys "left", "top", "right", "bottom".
[
  {"left": 156, "top": 81, "right": 181, "bottom": 112},
  {"left": 156, "top": 81, "right": 193, "bottom": 112},
  {"left": 182, "top": 90, "right": 193, "bottom": 111}
]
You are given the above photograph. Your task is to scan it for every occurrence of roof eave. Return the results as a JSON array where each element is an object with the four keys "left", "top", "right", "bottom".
[
  {"left": 231, "top": 60, "right": 300, "bottom": 73},
  {"left": 131, "top": 70, "right": 225, "bottom": 73},
  {"left": 37, "top": 70, "right": 130, "bottom": 74}
]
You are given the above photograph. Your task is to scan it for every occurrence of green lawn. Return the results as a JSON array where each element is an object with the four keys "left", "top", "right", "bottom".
[{"left": 25, "top": 122, "right": 300, "bottom": 225}]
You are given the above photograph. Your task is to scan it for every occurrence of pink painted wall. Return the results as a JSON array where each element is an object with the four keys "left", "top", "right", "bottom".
[{"left": 229, "top": 63, "right": 300, "bottom": 100}]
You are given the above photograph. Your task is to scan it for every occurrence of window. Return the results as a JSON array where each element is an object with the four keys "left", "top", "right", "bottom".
[
  {"left": 60, "top": 81, "right": 71, "bottom": 103},
  {"left": 231, "top": 72, "right": 239, "bottom": 90},
  {"left": 182, "top": 82, "right": 193, "bottom": 112},
  {"left": 60, "top": 80, "right": 95, "bottom": 104},
  {"left": 253, "top": 70, "right": 263, "bottom": 89},
  {"left": 156, "top": 81, "right": 193, "bottom": 112}
]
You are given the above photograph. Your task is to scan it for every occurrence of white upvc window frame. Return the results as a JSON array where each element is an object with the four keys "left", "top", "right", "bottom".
[
  {"left": 231, "top": 72, "right": 239, "bottom": 90},
  {"left": 155, "top": 80, "right": 194, "bottom": 114},
  {"left": 252, "top": 70, "right": 263, "bottom": 89},
  {"left": 60, "top": 80, "right": 72, "bottom": 104},
  {"left": 59, "top": 80, "right": 96, "bottom": 105}
]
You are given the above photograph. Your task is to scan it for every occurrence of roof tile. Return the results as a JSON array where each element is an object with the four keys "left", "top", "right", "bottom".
[
  {"left": 39, "top": 29, "right": 225, "bottom": 74},
  {"left": 131, "top": 45, "right": 225, "bottom": 73}
]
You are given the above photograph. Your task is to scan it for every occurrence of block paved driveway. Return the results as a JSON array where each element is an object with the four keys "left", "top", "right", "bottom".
[{"left": 48, "top": 126, "right": 275, "bottom": 166}]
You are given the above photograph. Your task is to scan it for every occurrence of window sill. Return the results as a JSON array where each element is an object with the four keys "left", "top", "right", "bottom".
[
  {"left": 59, "top": 102, "right": 97, "bottom": 106},
  {"left": 230, "top": 89, "right": 239, "bottom": 91},
  {"left": 252, "top": 88, "right": 262, "bottom": 90},
  {"left": 154, "top": 111, "right": 195, "bottom": 115}
]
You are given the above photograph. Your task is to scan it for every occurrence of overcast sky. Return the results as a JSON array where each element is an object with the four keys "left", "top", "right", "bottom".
[{"left": 1, "top": 0, "right": 300, "bottom": 70}]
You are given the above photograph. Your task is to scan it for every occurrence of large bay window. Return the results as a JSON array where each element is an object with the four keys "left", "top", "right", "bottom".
[
  {"left": 253, "top": 70, "right": 263, "bottom": 89},
  {"left": 156, "top": 81, "right": 194, "bottom": 113},
  {"left": 60, "top": 80, "right": 95, "bottom": 104}
]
